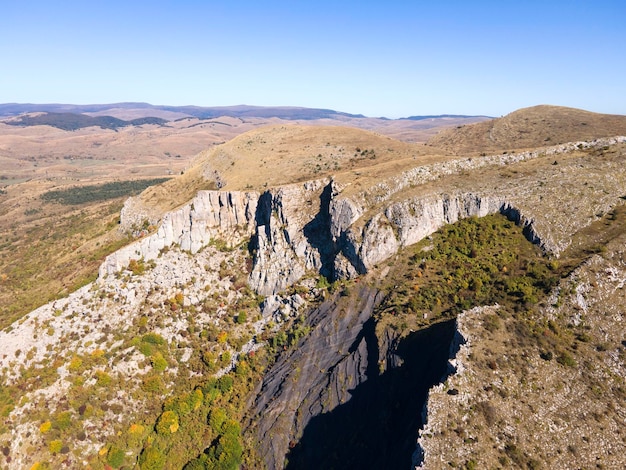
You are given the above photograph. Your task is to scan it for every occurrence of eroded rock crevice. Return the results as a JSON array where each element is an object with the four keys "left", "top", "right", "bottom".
[
  {"left": 245, "top": 280, "right": 459, "bottom": 469},
  {"left": 282, "top": 318, "right": 457, "bottom": 470}
]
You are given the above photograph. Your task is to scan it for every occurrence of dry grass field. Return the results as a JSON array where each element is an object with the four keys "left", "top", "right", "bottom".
[{"left": 427, "top": 105, "right": 626, "bottom": 154}]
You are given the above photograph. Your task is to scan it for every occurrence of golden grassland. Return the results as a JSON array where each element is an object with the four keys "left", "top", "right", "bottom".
[{"left": 427, "top": 105, "right": 626, "bottom": 155}]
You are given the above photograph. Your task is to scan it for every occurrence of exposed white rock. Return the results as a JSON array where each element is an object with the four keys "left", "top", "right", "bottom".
[{"left": 99, "top": 190, "right": 258, "bottom": 278}]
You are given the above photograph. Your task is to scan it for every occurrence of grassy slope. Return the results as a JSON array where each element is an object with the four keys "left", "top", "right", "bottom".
[
  {"left": 136, "top": 124, "right": 450, "bottom": 214},
  {"left": 427, "top": 105, "right": 626, "bottom": 155},
  {"left": 0, "top": 179, "right": 177, "bottom": 328}
]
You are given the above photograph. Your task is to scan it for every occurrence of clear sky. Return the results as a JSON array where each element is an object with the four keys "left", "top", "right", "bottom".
[{"left": 1, "top": 1, "right": 624, "bottom": 118}]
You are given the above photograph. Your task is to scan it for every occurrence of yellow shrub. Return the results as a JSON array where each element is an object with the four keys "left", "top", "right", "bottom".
[
  {"left": 68, "top": 356, "right": 83, "bottom": 372},
  {"left": 129, "top": 423, "right": 145, "bottom": 435},
  {"left": 48, "top": 440, "right": 63, "bottom": 454},
  {"left": 156, "top": 410, "right": 179, "bottom": 435}
]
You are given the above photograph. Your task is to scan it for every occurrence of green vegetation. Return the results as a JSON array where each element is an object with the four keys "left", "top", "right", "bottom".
[
  {"left": 377, "top": 213, "right": 602, "bottom": 376},
  {"left": 96, "top": 356, "right": 266, "bottom": 470},
  {"left": 128, "top": 258, "right": 146, "bottom": 275},
  {"left": 107, "top": 446, "right": 126, "bottom": 468},
  {"left": 0, "top": 201, "right": 130, "bottom": 328},
  {"left": 5, "top": 112, "right": 167, "bottom": 131},
  {"left": 381, "top": 214, "right": 559, "bottom": 321},
  {"left": 40, "top": 178, "right": 170, "bottom": 205}
]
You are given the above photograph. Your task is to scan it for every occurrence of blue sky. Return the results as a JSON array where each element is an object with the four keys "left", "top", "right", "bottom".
[{"left": 1, "top": 1, "right": 624, "bottom": 118}]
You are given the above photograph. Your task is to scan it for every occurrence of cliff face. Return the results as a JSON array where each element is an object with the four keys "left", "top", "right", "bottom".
[
  {"left": 248, "top": 179, "right": 331, "bottom": 295},
  {"left": 99, "top": 190, "right": 258, "bottom": 277},
  {"left": 243, "top": 283, "right": 462, "bottom": 470},
  {"left": 246, "top": 287, "right": 383, "bottom": 469},
  {"left": 106, "top": 185, "right": 540, "bottom": 296},
  {"left": 101, "top": 138, "right": 626, "bottom": 296}
]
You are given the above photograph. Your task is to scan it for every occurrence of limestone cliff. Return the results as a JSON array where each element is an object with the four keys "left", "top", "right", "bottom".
[
  {"left": 98, "top": 190, "right": 258, "bottom": 277},
  {"left": 101, "top": 137, "right": 626, "bottom": 298},
  {"left": 252, "top": 136, "right": 626, "bottom": 294}
]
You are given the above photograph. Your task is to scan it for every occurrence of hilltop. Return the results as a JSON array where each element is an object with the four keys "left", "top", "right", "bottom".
[
  {"left": 132, "top": 125, "right": 452, "bottom": 216},
  {"left": 427, "top": 104, "right": 626, "bottom": 154}
]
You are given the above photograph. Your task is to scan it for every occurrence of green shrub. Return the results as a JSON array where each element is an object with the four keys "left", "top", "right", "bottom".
[
  {"left": 183, "top": 457, "right": 207, "bottom": 470},
  {"left": 151, "top": 352, "right": 168, "bottom": 372},
  {"left": 217, "top": 376, "right": 233, "bottom": 394},
  {"left": 316, "top": 275, "right": 331, "bottom": 289},
  {"left": 95, "top": 370, "right": 112, "bottom": 387},
  {"left": 206, "top": 432, "right": 243, "bottom": 470},
  {"left": 48, "top": 439, "right": 63, "bottom": 454},
  {"left": 138, "top": 446, "right": 166, "bottom": 470},
  {"left": 156, "top": 410, "right": 179, "bottom": 435},
  {"left": 142, "top": 333, "right": 166, "bottom": 346},
  {"left": 128, "top": 258, "right": 145, "bottom": 275},
  {"left": 557, "top": 352, "right": 576, "bottom": 367},
  {"left": 209, "top": 408, "right": 227, "bottom": 433},
  {"left": 52, "top": 411, "right": 72, "bottom": 431},
  {"left": 141, "top": 375, "right": 165, "bottom": 394},
  {"left": 236, "top": 311, "right": 247, "bottom": 324},
  {"left": 107, "top": 446, "right": 126, "bottom": 468}
]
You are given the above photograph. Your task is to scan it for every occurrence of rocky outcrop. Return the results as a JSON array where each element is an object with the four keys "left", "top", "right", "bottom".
[
  {"left": 345, "top": 193, "right": 510, "bottom": 271},
  {"left": 104, "top": 184, "right": 544, "bottom": 295},
  {"left": 247, "top": 287, "right": 384, "bottom": 469},
  {"left": 98, "top": 190, "right": 258, "bottom": 278},
  {"left": 248, "top": 180, "right": 544, "bottom": 295},
  {"left": 102, "top": 137, "right": 626, "bottom": 294},
  {"left": 248, "top": 179, "right": 331, "bottom": 295}
]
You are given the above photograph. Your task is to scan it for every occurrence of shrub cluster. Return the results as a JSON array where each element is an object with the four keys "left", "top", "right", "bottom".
[
  {"left": 41, "top": 178, "right": 170, "bottom": 205},
  {"left": 383, "top": 215, "right": 559, "bottom": 319}
]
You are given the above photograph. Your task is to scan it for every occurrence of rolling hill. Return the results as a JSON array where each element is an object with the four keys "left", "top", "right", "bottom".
[
  {"left": 427, "top": 104, "right": 626, "bottom": 154},
  {"left": 4, "top": 112, "right": 168, "bottom": 131}
]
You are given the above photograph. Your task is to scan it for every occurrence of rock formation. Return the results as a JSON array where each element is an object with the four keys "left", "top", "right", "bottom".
[
  {"left": 101, "top": 137, "right": 626, "bottom": 299},
  {"left": 99, "top": 190, "right": 258, "bottom": 277}
]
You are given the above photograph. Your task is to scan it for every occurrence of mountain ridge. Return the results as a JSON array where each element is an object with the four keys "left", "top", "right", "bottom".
[{"left": 0, "top": 102, "right": 493, "bottom": 122}]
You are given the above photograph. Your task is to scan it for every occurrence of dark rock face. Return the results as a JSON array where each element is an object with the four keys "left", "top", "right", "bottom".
[
  {"left": 285, "top": 320, "right": 456, "bottom": 470},
  {"left": 247, "top": 285, "right": 457, "bottom": 470},
  {"left": 247, "top": 287, "right": 383, "bottom": 469}
]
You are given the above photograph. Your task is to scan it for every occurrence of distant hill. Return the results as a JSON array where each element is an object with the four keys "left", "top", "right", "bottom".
[
  {"left": 4, "top": 112, "right": 167, "bottom": 131},
  {"left": 402, "top": 114, "right": 493, "bottom": 121},
  {"left": 427, "top": 105, "right": 626, "bottom": 154},
  {"left": 0, "top": 103, "right": 493, "bottom": 142},
  {"left": 0, "top": 103, "right": 366, "bottom": 121}
]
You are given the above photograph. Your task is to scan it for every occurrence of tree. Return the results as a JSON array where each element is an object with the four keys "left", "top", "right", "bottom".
[{"left": 156, "top": 410, "right": 179, "bottom": 435}]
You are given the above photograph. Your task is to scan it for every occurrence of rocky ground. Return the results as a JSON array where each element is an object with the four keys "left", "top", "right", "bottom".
[
  {"left": 0, "top": 240, "right": 306, "bottom": 468},
  {"left": 417, "top": 231, "right": 626, "bottom": 469},
  {"left": 1, "top": 114, "right": 626, "bottom": 469}
]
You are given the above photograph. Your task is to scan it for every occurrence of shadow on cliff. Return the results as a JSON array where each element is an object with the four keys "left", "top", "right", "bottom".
[
  {"left": 285, "top": 319, "right": 456, "bottom": 470},
  {"left": 303, "top": 183, "right": 336, "bottom": 280}
]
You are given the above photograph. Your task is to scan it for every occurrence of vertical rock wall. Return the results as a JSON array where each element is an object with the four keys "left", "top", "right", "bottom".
[
  {"left": 98, "top": 190, "right": 258, "bottom": 278},
  {"left": 101, "top": 183, "right": 544, "bottom": 298}
]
